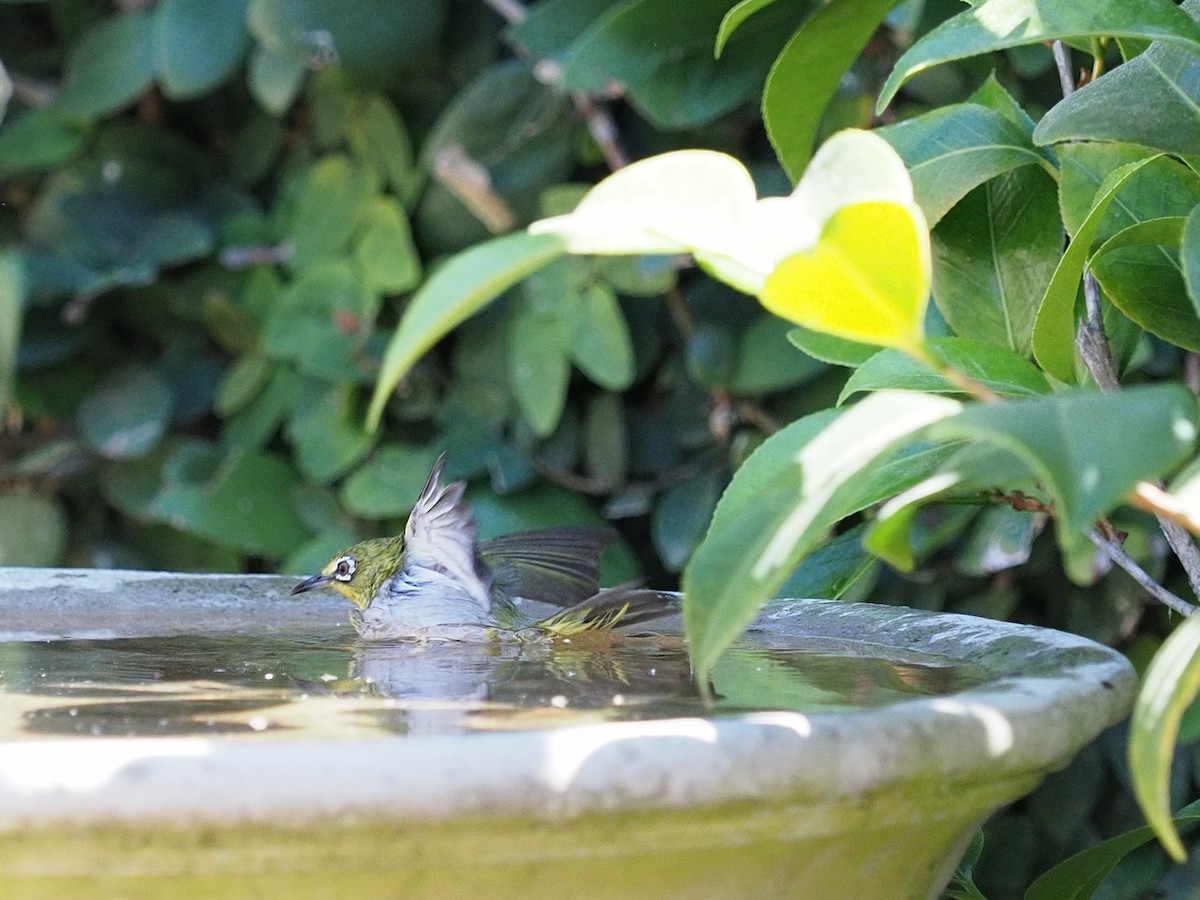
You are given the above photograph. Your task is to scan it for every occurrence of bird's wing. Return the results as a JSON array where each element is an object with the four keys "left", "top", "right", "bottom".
[
  {"left": 403, "top": 452, "right": 491, "bottom": 606},
  {"left": 480, "top": 527, "right": 615, "bottom": 610}
]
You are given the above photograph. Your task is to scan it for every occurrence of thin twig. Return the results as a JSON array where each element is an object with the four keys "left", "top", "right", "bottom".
[
  {"left": 1051, "top": 40, "right": 1077, "bottom": 97},
  {"left": 1088, "top": 530, "right": 1195, "bottom": 616}
]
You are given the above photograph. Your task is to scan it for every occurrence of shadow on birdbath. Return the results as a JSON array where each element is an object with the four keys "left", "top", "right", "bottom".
[{"left": 0, "top": 568, "right": 1132, "bottom": 898}]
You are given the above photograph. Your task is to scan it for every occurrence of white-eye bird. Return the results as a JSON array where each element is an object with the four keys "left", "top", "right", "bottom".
[{"left": 291, "top": 453, "right": 675, "bottom": 641}]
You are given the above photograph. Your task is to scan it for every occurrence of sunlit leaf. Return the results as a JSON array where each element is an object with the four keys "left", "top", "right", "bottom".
[
  {"left": 285, "top": 155, "right": 375, "bottom": 272},
  {"left": 761, "top": 201, "right": 929, "bottom": 351}
]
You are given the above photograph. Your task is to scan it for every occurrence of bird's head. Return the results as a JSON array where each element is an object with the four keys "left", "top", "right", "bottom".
[{"left": 291, "top": 536, "right": 406, "bottom": 610}]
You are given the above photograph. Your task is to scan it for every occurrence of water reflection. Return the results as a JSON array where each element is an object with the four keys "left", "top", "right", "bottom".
[{"left": 0, "top": 631, "right": 986, "bottom": 742}]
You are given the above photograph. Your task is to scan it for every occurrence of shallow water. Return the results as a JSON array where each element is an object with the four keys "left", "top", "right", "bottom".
[{"left": 0, "top": 630, "right": 987, "bottom": 741}]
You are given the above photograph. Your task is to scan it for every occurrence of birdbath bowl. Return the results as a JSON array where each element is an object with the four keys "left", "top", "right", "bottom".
[{"left": 0, "top": 568, "right": 1134, "bottom": 899}]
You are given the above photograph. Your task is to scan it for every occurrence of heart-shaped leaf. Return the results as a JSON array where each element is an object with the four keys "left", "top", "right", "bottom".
[{"left": 761, "top": 200, "right": 930, "bottom": 352}]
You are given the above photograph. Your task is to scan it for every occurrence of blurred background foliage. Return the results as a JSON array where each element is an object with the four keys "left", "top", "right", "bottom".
[{"left": 0, "top": 0, "right": 1197, "bottom": 896}]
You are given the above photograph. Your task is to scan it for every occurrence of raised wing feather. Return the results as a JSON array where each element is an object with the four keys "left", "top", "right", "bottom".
[
  {"left": 403, "top": 452, "right": 492, "bottom": 608},
  {"left": 480, "top": 527, "right": 615, "bottom": 609}
]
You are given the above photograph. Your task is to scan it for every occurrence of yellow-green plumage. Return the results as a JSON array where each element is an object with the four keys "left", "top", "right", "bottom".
[{"left": 292, "top": 453, "right": 674, "bottom": 641}]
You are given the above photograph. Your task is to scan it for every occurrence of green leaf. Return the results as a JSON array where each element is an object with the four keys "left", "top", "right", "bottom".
[
  {"left": 1024, "top": 797, "right": 1200, "bottom": 900},
  {"left": 730, "top": 315, "right": 826, "bottom": 393},
  {"left": 1056, "top": 145, "right": 1200, "bottom": 351},
  {"left": 877, "top": 0, "right": 1200, "bottom": 112},
  {"left": 652, "top": 469, "right": 724, "bottom": 572},
  {"left": 569, "top": 283, "right": 635, "bottom": 391},
  {"left": 1032, "top": 155, "right": 1161, "bottom": 384},
  {"left": 247, "top": 0, "right": 441, "bottom": 82},
  {"left": 559, "top": 0, "right": 806, "bottom": 129},
  {"left": 774, "top": 523, "right": 875, "bottom": 599},
  {"left": 0, "top": 59, "right": 9, "bottom": 125},
  {"left": 353, "top": 197, "right": 421, "bottom": 295},
  {"left": 864, "top": 444, "right": 1038, "bottom": 572},
  {"left": 762, "top": 0, "right": 900, "bottom": 180},
  {"left": 931, "top": 166, "right": 1062, "bottom": 356},
  {"left": 930, "top": 385, "right": 1197, "bottom": 543},
  {"left": 686, "top": 323, "right": 737, "bottom": 388},
  {"left": 367, "top": 231, "right": 566, "bottom": 430},
  {"left": 214, "top": 354, "right": 272, "bottom": 417},
  {"left": 968, "top": 72, "right": 1037, "bottom": 133},
  {"left": 785, "top": 327, "right": 878, "bottom": 367},
  {"left": 340, "top": 444, "right": 439, "bottom": 518},
  {"left": 285, "top": 388, "right": 373, "bottom": 483},
  {"left": 957, "top": 505, "right": 1041, "bottom": 577},
  {"left": 876, "top": 103, "right": 1052, "bottom": 226},
  {"left": 261, "top": 260, "right": 378, "bottom": 381},
  {"left": 415, "top": 61, "right": 574, "bottom": 254},
  {"left": 155, "top": 0, "right": 250, "bottom": 98},
  {"left": 0, "top": 493, "right": 67, "bottom": 566},
  {"left": 839, "top": 337, "right": 1050, "bottom": 403},
  {"left": 77, "top": 366, "right": 173, "bottom": 460},
  {"left": 583, "top": 392, "right": 627, "bottom": 491},
  {"left": 1088, "top": 218, "right": 1200, "bottom": 350},
  {"left": 0, "top": 109, "right": 88, "bottom": 175},
  {"left": 509, "top": 299, "right": 571, "bottom": 437},
  {"left": 347, "top": 95, "right": 419, "bottom": 204},
  {"left": 56, "top": 13, "right": 156, "bottom": 119},
  {"left": 0, "top": 251, "right": 23, "bottom": 420},
  {"left": 715, "top": 0, "right": 786, "bottom": 54},
  {"left": 1034, "top": 0, "right": 1200, "bottom": 154},
  {"left": 1183, "top": 205, "right": 1200, "bottom": 312},
  {"left": 248, "top": 44, "right": 306, "bottom": 115},
  {"left": 504, "top": 0, "right": 619, "bottom": 60},
  {"left": 154, "top": 443, "right": 308, "bottom": 556},
  {"left": 222, "top": 367, "right": 303, "bottom": 449},
  {"left": 285, "top": 155, "right": 375, "bottom": 271},
  {"left": 682, "top": 391, "right": 962, "bottom": 685}
]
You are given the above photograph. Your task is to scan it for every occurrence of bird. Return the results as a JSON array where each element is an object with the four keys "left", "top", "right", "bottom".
[{"left": 291, "top": 452, "right": 676, "bottom": 641}]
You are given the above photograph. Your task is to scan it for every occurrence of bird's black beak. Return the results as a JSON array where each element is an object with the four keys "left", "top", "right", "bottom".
[{"left": 291, "top": 573, "right": 332, "bottom": 595}]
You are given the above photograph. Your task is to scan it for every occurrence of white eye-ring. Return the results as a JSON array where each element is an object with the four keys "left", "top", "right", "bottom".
[{"left": 333, "top": 556, "right": 356, "bottom": 582}]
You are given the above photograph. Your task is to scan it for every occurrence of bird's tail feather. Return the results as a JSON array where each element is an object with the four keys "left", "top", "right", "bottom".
[{"left": 536, "top": 587, "right": 678, "bottom": 636}]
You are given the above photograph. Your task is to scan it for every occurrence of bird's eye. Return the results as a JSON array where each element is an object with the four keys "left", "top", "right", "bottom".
[{"left": 333, "top": 556, "right": 356, "bottom": 582}]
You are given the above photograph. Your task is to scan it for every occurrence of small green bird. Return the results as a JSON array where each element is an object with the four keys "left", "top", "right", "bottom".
[{"left": 291, "top": 453, "right": 674, "bottom": 641}]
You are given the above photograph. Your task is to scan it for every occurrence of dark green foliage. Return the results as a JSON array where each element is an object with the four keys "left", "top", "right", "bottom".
[{"left": 6, "top": 1, "right": 1200, "bottom": 895}]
